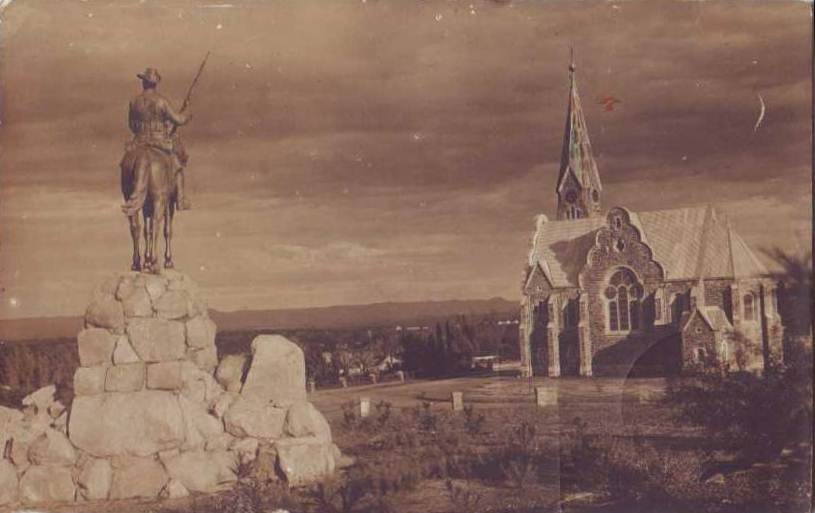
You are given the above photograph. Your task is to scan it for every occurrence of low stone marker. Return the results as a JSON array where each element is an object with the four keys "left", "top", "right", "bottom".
[
  {"left": 307, "top": 380, "right": 316, "bottom": 394},
  {"left": 369, "top": 373, "right": 378, "bottom": 385},
  {"left": 637, "top": 388, "right": 652, "bottom": 403},
  {"left": 359, "top": 397, "right": 370, "bottom": 418},
  {"left": 535, "top": 386, "right": 558, "bottom": 407},
  {"left": 396, "top": 370, "right": 405, "bottom": 383},
  {"left": 451, "top": 391, "right": 463, "bottom": 411},
  {"left": 339, "top": 377, "right": 348, "bottom": 388}
]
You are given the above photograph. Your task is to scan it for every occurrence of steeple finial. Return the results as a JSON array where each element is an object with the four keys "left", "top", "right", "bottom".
[{"left": 555, "top": 46, "right": 602, "bottom": 221}]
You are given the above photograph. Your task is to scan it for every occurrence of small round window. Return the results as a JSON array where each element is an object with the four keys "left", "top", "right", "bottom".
[{"left": 614, "top": 239, "right": 626, "bottom": 252}]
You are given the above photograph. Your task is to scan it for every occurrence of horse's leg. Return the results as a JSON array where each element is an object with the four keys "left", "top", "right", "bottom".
[
  {"left": 128, "top": 213, "right": 141, "bottom": 271},
  {"left": 152, "top": 196, "right": 166, "bottom": 272},
  {"left": 164, "top": 203, "right": 174, "bottom": 269},
  {"left": 143, "top": 211, "right": 152, "bottom": 272}
]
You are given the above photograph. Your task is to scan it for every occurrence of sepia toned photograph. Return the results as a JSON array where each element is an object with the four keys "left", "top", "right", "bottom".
[{"left": 0, "top": 1, "right": 812, "bottom": 512}]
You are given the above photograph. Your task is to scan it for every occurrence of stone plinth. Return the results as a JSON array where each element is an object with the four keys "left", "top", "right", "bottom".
[{"left": 0, "top": 270, "right": 341, "bottom": 509}]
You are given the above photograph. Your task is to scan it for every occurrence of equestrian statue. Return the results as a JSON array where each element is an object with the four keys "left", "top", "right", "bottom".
[{"left": 120, "top": 53, "right": 208, "bottom": 272}]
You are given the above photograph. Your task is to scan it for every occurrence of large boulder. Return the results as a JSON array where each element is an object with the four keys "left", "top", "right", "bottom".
[
  {"left": 0, "top": 460, "right": 19, "bottom": 506},
  {"left": 224, "top": 396, "right": 286, "bottom": 439},
  {"left": 19, "top": 465, "right": 76, "bottom": 504},
  {"left": 163, "top": 450, "right": 237, "bottom": 493},
  {"left": 69, "top": 391, "right": 185, "bottom": 457},
  {"left": 275, "top": 437, "right": 336, "bottom": 487},
  {"left": 285, "top": 401, "right": 332, "bottom": 442},
  {"left": 109, "top": 455, "right": 168, "bottom": 500},
  {"left": 241, "top": 335, "right": 306, "bottom": 406},
  {"left": 112, "top": 336, "right": 141, "bottom": 365},
  {"left": 126, "top": 318, "right": 186, "bottom": 362},
  {"left": 28, "top": 428, "right": 76, "bottom": 466},
  {"left": 155, "top": 290, "right": 189, "bottom": 320},
  {"left": 76, "top": 457, "right": 112, "bottom": 501}
]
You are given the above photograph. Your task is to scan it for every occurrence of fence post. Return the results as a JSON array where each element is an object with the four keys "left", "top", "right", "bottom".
[
  {"left": 396, "top": 370, "right": 405, "bottom": 383},
  {"left": 359, "top": 397, "right": 371, "bottom": 418},
  {"left": 451, "top": 391, "right": 464, "bottom": 412}
]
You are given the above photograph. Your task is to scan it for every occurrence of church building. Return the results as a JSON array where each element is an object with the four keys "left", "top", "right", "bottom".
[{"left": 518, "top": 59, "right": 784, "bottom": 378}]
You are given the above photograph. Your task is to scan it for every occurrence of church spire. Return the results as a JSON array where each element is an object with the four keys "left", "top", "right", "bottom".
[{"left": 556, "top": 48, "right": 602, "bottom": 220}]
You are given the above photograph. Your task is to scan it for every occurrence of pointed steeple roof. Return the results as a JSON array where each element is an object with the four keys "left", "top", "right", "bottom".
[{"left": 556, "top": 49, "right": 602, "bottom": 194}]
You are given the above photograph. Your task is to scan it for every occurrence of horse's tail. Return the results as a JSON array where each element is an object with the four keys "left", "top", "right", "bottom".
[{"left": 121, "top": 150, "right": 150, "bottom": 216}]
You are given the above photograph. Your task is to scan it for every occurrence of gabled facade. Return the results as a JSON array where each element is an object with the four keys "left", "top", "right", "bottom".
[{"left": 519, "top": 60, "right": 784, "bottom": 378}]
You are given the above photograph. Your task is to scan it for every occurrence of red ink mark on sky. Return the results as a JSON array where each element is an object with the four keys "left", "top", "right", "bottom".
[{"left": 599, "top": 96, "right": 621, "bottom": 111}]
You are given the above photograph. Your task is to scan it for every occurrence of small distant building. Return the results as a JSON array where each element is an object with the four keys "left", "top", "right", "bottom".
[{"left": 518, "top": 58, "right": 784, "bottom": 378}]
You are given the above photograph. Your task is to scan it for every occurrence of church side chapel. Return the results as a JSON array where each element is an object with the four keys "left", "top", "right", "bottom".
[{"left": 519, "top": 59, "right": 784, "bottom": 378}]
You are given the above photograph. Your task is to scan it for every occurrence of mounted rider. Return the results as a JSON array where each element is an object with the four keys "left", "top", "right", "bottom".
[{"left": 121, "top": 67, "right": 192, "bottom": 215}]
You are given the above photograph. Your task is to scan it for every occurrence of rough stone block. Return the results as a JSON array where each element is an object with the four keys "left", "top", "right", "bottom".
[
  {"left": 155, "top": 290, "right": 189, "bottom": 320},
  {"left": 285, "top": 401, "right": 332, "bottom": 442},
  {"left": 121, "top": 286, "right": 152, "bottom": 318},
  {"left": 74, "top": 366, "right": 107, "bottom": 396},
  {"left": 147, "top": 361, "right": 183, "bottom": 390},
  {"left": 69, "top": 391, "right": 185, "bottom": 457},
  {"left": 216, "top": 353, "right": 248, "bottom": 393},
  {"left": 224, "top": 396, "right": 286, "bottom": 439},
  {"left": 28, "top": 428, "right": 76, "bottom": 466},
  {"left": 109, "top": 456, "right": 168, "bottom": 500},
  {"left": 77, "top": 457, "right": 112, "bottom": 501},
  {"left": 242, "top": 335, "right": 306, "bottom": 406},
  {"left": 22, "top": 385, "right": 56, "bottom": 412},
  {"left": 105, "top": 363, "right": 145, "bottom": 393},
  {"left": 77, "top": 328, "right": 117, "bottom": 367},
  {"left": 179, "top": 395, "right": 224, "bottom": 451},
  {"left": 186, "top": 316, "right": 216, "bottom": 349},
  {"left": 85, "top": 295, "right": 124, "bottom": 333},
  {"left": 187, "top": 345, "right": 218, "bottom": 373},
  {"left": 160, "top": 479, "right": 190, "bottom": 499},
  {"left": 112, "top": 336, "right": 140, "bottom": 364},
  {"left": 127, "top": 318, "right": 185, "bottom": 362},
  {"left": 163, "top": 450, "right": 237, "bottom": 494},
  {"left": 143, "top": 274, "right": 167, "bottom": 301},
  {"left": 229, "top": 437, "right": 259, "bottom": 463},
  {"left": 0, "top": 460, "right": 19, "bottom": 506},
  {"left": 275, "top": 437, "right": 336, "bottom": 487},
  {"left": 19, "top": 465, "right": 76, "bottom": 504}
]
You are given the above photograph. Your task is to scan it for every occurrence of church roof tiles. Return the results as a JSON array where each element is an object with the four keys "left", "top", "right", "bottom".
[{"left": 527, "top": 205, "right": 768, "bottom": 288}]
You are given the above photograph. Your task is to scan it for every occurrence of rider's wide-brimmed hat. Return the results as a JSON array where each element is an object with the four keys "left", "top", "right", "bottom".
[{"left": 137, "top": 68, "right": 162, "bottom": 84}]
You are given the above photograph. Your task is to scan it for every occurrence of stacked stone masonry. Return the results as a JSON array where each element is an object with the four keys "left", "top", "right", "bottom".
[{"left": 0, "top": 271, "right": 342, "bottom": 508}]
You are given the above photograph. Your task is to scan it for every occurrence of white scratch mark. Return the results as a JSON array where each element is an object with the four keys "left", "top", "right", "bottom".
[
  {"left": 753, "top": 93, "right": 765, "bottom": 133},
  {"left": 434, "top": 13, "right": 443, "bottom": 21},
  {"left": 216, "top": 23, "right": 223, "bottom": 30},
  {"left": 199, "top": 4, "right": 235, "bottom": 8}
]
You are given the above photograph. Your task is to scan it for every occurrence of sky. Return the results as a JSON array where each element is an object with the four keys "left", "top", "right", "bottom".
[{"left": 0, "top": 0, "right": 811, "bottom": 319}]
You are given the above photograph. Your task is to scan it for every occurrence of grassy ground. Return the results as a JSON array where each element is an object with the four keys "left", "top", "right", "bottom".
[{"left": 2, "top": 375, "right": 808, "bottom": 513}]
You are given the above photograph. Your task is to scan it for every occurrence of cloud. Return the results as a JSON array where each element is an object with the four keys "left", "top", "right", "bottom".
[{"left": 0, "top": 0, "right": 810, "bottom": 318}]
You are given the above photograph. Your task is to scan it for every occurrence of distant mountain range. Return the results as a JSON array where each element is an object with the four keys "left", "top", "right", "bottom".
[{"left": 0, "top": 298, "right": 519, "bottom": 342}]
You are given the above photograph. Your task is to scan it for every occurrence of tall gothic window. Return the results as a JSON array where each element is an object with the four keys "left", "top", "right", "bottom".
[
  {"left": 743, "top": 293, "right": 755, "bottom": 321},
  {"left": 604, "top": 269, "right": 643, "bottom": 333}
]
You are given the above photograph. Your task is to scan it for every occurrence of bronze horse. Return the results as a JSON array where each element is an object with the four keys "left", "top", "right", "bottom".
[{"left": 120, "top": 145, "right": 178, "bottom": 272}]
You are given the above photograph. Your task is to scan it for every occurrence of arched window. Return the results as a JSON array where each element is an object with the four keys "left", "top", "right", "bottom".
[
  {"left": 671, "top": 293, "right": 685, "bottom": 324},
  {"left": 604, "top": 269, "right": 642, "bottom": 333},
  {"left": 562, "top": 299, "right": 578, "bottom": 328},
  {"left": 743, "top": 293, "right": 755, "bottom": 321}
]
